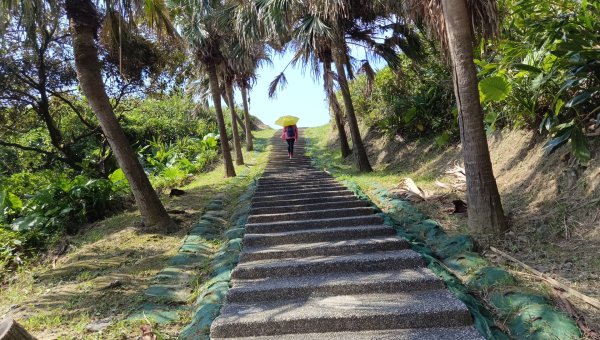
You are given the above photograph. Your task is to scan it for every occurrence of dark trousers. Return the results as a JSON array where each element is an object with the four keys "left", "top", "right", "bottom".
[{"left": 286, "top": 138, "right": 295, "bottom": 154}]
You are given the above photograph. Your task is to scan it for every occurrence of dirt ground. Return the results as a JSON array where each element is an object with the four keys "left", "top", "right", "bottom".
[{"left": 319, "top": 125, "right": 600, "bottom": 333}]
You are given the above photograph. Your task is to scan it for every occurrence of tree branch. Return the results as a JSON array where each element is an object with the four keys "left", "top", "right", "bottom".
[
  {"left": 48, "top": 90, "right": 96, "bottom": 129},
  {"left": 0, "top": 140, "right": 68, "bottom": 163}
]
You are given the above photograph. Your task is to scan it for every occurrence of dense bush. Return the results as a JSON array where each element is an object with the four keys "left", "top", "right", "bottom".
[
  {"left": 346, "top": 51, "right": 457, "bottom": 144},
  {"left": 0, "top": 175, "right": 126, "bottom": 273},
  {"left": 479, "top": 0, "right": 599, "bottom": 163}
]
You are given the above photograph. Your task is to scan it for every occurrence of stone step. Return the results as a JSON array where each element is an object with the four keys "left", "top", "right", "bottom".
[
  {"left": 257, "top": 179, "right": 339, "bottom": 189},
  {"left": 255, "top": 182, "right": 343, "bottom": 193},
  {"left": 251, "top": 189, "right": 355, "bottom": 203},
  {"left": 250, "top": 200, "right": 369, "bottom": 215},
  {"left": 262, "top": 175, "right": 332, "bottom": 184},
  {"left": 251, "top": 195, "right": 358, "bottom": 209},
  {"left": 210, "top": 290, "right": 473, "bottom": 338},
  {"left": 239, "top": 237, "right": 409, "bottom": 261},
  {"left": 245, "top": 215, "right": 384, "bottom": 234},
  {"left": 264, "top": 164, "right": 315, "bottom": 169},
  {"left": 232, "top": 249, "right": 423, "bottom": 279},
  {"left": 248, "top": 207, "right": 375, "bottom": 223},
  {"left": 227, "top": 268, "right": 444, "bottom": 303},
  {"left": 253, "top": 184, "right": 347, "bottom": 197},
  {"left": 211, "top": 326, "right": 484, "bottom": 340},
  {"left": 243, "top": 225, "right": 395, "bottom": 248}
]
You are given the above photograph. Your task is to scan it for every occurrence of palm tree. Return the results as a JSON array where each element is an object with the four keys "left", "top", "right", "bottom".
[
  {"left": 221, "top": 67, "right": 244, "bottom": 165},
  {"left": 404, "top": 0, "right": 507, "bottom": 235},
  {"left": 171, "top": 0, "right": 237, "bottom": 177},
  {"left": 323, "top": 53, "right": 352, "bottom": 158},
  {"left": 259, "top": 0, "right": 420, "bottom": 172},
  {"left": 232, "top": 45, "right": 272, "bottom": 152},
  {"left": 2, "top": 0, "right": 178, "bottom": 232}
]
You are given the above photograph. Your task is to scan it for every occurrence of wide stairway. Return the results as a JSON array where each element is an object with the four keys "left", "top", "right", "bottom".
[{"left": 210, "top": 136, "right": 483, "bottom": 339}]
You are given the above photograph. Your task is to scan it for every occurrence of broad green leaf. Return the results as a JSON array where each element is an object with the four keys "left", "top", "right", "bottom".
[
  {"left": 544, "top": 127, "right": 572, "bottom": 155},
  {"left": 531, "top": 73, "right": 545, "bottom": 90},
  {"left": 479, "top": 76, "right": 512, "bottom": 102},
  {"left": 565, "top": 90, "right": 596, "bottom": 108},
  {"left": 512, "top": 63, "right": 542, "bottom": 74},
  {"left": 108, "top": 168, "right": 127, "bottom": 184},
  {"left": 0, "top": 191, "right": 23, "bottom": 211},
  {"left": 554, "top": 99, "right": 564, "bottom": 115},
  {"left": 11, "top": 214, "right": 47, "bottom": 232},
  {"left": 570, "top": 128, "right": 590, "bottom": 163}
]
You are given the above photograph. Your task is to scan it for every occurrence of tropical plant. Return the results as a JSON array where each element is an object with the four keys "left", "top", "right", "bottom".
[
  {"left": 170, "top": 0, "right": 237, "bottom": 177},
  {"left": 478, "top": 0, "right": 599, "bottom": 163}
]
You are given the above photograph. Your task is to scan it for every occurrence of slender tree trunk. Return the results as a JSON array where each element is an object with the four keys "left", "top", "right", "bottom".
[
  {"left": 37, "top": 56, "right": 83, "bottom": 170},
  {"left": 332, "top": 45, "right": 372, "bottom": 172},
  {"left": 65, "top": 0, "right": 177, "bottom": 232},
  {"left": 222, "top": 92, "right": 246, "bottom": 137},
  {"left": 225, "top": 82, "right": 244, "bottom": 165},
  {"left": 323, "top": 59, "right": 351, "bottom": 158},
  {"left": 207, "top": 65, "right": 236, "bottom": 177},
  {"left": 441, "top": 0, "right": 507, "bottom": 235},
  {"left": 241, "top": 85, "right": 254, "bottom": 151}
]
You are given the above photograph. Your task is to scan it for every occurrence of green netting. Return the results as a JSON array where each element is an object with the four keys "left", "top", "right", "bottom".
[
  {"left": 508, "top": 304, "right": 581, "bottom": 339},
  {"left": 490, "top": 289, "right": 550, "bottom": 317},
  {"left": 196, "top": 281, "right": 230, "bottom": 305},
  {"left": 178, "top": 180, "right": 257, "bottom": 340},
  {"left": 444, "top": 252, "right": 489, "bottom": 275},
  {"left": 432, "top": 235, "right": 474, "bottom": 259},
  {"left": 224, "top": 227, "right": 245, "bottom": 240},
  {"left": 466, "top": 267, "right": 516, "bottom": 291},
  {"left": 178, "top": 303, "right": 221, "bottom": 340}
]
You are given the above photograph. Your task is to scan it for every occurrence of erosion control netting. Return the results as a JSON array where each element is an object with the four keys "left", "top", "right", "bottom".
[
  {"left": 343, "top": 181, "right": 582, "bottom": 340},
  {"left": 178, "top": 180, "right": 256, "bottom": 340}
]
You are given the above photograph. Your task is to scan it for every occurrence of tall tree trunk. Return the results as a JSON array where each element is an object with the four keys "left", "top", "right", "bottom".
[
  {"left": 241, "top": 85, "right": 254, "bottom": 151},
  {"left": 207, "top": 65, "right": 236, "bottom": 177},
  {"left": 222, "top": 92, "right": 246, "bottom": 138},
  {"left": 323, "top": 59, "right": 351, "bottom": 158},
  {"left": 65, "top": 0, "right": 177, "bottom": 233},
  {"left": 332, "top": 45, "right": 372, "bottom": 172},
  {"left": 441, "top": 0, "right": 507, "bottom": 235},
  {"left": 225, "top": 82, "right": 244, "bottom": 165}
]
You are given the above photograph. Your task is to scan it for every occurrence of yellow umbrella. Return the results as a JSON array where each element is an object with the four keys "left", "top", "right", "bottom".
[{"left": 275, "top": 115, "right": 300, "bottom": 127}]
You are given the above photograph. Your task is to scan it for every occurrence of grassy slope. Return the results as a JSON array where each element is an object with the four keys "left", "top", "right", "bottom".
[
  {"left": 0, "top": 129, "right": 275, "bottom": 339},
  {"left": 306, "top": 124, "right": 600, "bottom": 332}
]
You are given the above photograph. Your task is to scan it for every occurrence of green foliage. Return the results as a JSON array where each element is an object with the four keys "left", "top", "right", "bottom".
[
  {"left": 346, "top": 51, "right": 457, "bottom": 142},
  {"left": 479, "top": 76, "right": 512, "bottom": 102},
  {"left": 138, "top": 133, "right": 220, "bottom": 188},
  {"left": 0, "top": 176, "right": 127, "bottom": 274},
  {"left": 480, "top": 0, "right": 599, "bottom": 163},
  {"left": 121, "top": 94, "right": 217, "bottom": 145}
]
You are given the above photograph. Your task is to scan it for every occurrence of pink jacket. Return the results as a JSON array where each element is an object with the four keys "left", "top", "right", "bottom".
[{"left": 281, "top": 125, "right": 299, "bottom": 140}]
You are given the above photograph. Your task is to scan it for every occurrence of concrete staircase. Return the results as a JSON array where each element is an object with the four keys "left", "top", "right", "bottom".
[{"left": 210, "top": 136, "right": 483, "bottom": 339}]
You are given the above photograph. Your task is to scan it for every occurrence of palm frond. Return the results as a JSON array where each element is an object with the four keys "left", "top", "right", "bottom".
[
  {"left": 268, "top": 72, "right": 287, "bottom": 98},
  {"left": 403, "top": 0, "right": 498, "bottom": 54},
  {"left": 357, "top": 60, "right": 375, "bottom": 96}
]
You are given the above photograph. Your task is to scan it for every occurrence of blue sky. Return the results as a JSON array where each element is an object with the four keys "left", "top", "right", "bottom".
[
  {"left": 240, "top": 48, "right": 385, "bottom": 128},
  {"left": 241, "top": 51, "right": 329, "bottom": 128}
]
